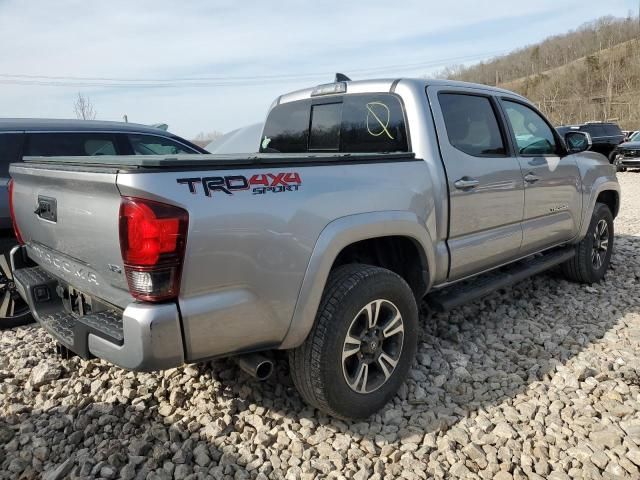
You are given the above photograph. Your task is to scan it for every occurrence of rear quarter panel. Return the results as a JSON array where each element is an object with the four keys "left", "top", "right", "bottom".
[{"left": 116, "top": 160, "right": 433, "bottom": 361}]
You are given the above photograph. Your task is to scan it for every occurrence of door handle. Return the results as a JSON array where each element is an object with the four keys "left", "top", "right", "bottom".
[
  {"left": 454, "top": 177, "right": 479, "bottom": 190},
  {"left": 524, "top": 173, "right": 540, "bottom": 183}
]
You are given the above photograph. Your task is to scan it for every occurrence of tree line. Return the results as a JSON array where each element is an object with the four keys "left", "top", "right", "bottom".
[{"left": 439, "top": 15, "right": 640, "bottom": 128}]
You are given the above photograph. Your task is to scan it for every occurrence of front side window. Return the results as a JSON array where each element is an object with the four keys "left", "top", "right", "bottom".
[
  {"left": 128, "top": 134, "right": 195, "bottom": 155},
  {"left": 259, "top": 93, "right": 408, "bottom": 154},
  {"left": 25, "top": 133, "right": 118, "bottom": 157},
  {"left": 439, "top": 93, "right": 506, "bottom": 157},
  {"left": 503, "top": 100, "right": 557, "bottom": 155}
]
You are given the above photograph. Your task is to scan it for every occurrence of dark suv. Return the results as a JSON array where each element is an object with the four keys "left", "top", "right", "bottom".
[
  {"left": 556, "top": 122, "right": 625, "bottom": 161},
  {"left": 0, "top": 118, "right": 206, "bottom": 328}
]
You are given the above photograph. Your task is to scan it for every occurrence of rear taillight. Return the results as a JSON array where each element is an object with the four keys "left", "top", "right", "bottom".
[
  {"left": 119, "top": 197, "right": 188, "bottom": 302},
  {"left": 8, "top": 179, "right": 24, "bottom": 245}
]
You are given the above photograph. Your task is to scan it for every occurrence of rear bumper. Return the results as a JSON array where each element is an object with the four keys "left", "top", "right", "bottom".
[{"left": 11, "top": 245, "right": 185, "bottom": 371}]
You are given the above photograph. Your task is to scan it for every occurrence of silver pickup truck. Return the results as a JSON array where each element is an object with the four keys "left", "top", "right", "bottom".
[{"left": 9, "top": 78, "right": 620, "bottom": 419}]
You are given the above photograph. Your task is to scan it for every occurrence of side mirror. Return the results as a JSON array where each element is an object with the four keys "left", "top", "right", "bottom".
[{"left": 565, "top": 131, "right": 592, "bottom": 154}]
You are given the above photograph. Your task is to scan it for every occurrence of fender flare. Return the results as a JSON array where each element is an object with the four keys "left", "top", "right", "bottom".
[
  {"left": 279, "top": 211, "right": 435, "bottom": 349},
  {"left": 577, "top": 179, "right": 620, "bottom": 240}
]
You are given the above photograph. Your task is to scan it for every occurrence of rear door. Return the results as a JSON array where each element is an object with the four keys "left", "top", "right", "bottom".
[
  {"left": 428, "top": 86, "right": 524, "bottom": 280},
  {"left": 499, "top": 98, "right": 581, "bottom": 254}
]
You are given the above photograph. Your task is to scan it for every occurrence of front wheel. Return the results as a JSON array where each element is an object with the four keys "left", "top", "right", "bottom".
[
  {"left": 562, "top": 202, "right": 614, "bottom": 284},
  {"left": 289, "top": 264, "right": 418, "bottom": 419}
]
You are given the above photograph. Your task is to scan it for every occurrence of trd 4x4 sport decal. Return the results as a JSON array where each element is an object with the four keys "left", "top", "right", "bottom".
[{"left": 177, "top": 172, "right": 302, "bottom": 197}]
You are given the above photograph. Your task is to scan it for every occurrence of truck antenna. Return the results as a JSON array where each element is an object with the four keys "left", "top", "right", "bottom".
[{"left": 335, "top": 73, "right": 351, "bottom": 82}]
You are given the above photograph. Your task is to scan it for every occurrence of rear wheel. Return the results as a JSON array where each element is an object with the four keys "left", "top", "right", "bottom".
[
  {"left": 562, "top": 203, "right": 614, "bottom": 284},
  {"left": 0, "top": 237, "right": 32, "bottom": 329},
  {"left": 289, "top": 264, "right": 418, "bottom": 419}
]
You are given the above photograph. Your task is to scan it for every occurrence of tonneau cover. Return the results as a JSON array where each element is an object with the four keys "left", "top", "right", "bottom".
[{"left": 20, "top": 152, "right": 415, "bottom": 169}]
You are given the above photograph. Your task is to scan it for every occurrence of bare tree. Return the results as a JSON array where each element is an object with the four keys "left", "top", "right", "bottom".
[
  {"left": 193, "top": 130, "right": 223, "bottom": 142},
  {"left": 74, "top": 93, "right": 97, "bottom": 120}
]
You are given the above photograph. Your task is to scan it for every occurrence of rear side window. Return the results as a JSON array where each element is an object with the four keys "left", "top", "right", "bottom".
[
  {"left": 438, "top": 93, "right": 506, "bottom": 157},
  {"left": 0, "top": 133, "right": 23, "bottom": 177},
  {"left": 25, "top": 133, "right": 118, "bottom": 157},
  {"left": 583, "top": 125, "right": 605, "bottom": 138},
  {"left": 128, "top": 134, "right": 196, "bottom": 155},
  {"left": 260, "top": 93, "right": 408, "bottom": 154},
  {"left": 604, "top": 124, "right": 622, "bottom": 137}
]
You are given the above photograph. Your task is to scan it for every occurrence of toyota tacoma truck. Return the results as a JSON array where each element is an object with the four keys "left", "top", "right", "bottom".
[{"left": 9, "top": 78, "right": 620, "bottom": 419}]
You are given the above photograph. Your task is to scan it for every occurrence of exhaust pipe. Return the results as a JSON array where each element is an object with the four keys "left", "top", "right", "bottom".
[{"left": 235, "top": 353, "right": 274, "bottom": 380}]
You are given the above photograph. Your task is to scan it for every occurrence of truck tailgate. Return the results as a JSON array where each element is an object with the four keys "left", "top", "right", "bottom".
[{"left": 10, "top": 164, "right": 132, "bottom": 308}]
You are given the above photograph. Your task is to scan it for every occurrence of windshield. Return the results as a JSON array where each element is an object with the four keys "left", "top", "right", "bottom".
[{"left": 630, "top": 131, "right": 640, "bottom": 142}]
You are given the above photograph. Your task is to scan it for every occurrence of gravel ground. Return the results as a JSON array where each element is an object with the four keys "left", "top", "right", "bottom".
[{"left": 2, "top": 173, "right": 640, "bottom": 480}]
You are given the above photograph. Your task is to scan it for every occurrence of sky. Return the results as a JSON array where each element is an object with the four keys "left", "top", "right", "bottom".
[{"left": 0, "top": 0, "right": 638, "bottom": 139}]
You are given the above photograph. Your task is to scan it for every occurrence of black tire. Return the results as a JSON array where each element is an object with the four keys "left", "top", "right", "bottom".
[
  {"left": 289, "top": 264, "right": 418, "bottom": 419},
  {"left": 0, "top": 236, "right": 33, "bottom": 329},
  {"left": 562, "top": 202, "right": 614, "bottom": 284}
]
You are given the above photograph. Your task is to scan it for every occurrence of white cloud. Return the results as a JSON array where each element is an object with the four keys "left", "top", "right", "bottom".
[{"left": 0, "top": 0, "right": 636, "bottom": 138}]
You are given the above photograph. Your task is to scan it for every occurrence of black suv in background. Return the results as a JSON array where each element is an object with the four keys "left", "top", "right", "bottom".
[
  {"left": 0, "top": 119, "right": 206, "bottom": 328},
  {"left": 556, "top": 122, "right": 625, "bottom": 161}
]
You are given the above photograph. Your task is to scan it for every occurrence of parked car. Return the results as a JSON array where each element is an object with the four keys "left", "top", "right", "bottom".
[
  {"left": 610, "top": 132, "right": 640, "bottom": 171},
  {"left": 9, "top": 79, "right": 619, "bottom": 418},
  {"left": 0, "top": 118, "right": 206, "bottom": 328},
  {"left": 205, "top": 122, "right": 263, "bottom": 154},
  {"left": 556, "top": 122, "right": 625, "bottom": 161}
]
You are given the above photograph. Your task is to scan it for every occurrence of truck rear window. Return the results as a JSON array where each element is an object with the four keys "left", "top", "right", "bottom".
[{"left": 260, "top": 93, "right": 409, "bottom": 153}]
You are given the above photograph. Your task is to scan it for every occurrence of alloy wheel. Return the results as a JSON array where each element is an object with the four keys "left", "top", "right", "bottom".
[
  {"left": 592, "top": 219, "right": 609, "bottom": 269},
  {"left": 341, "top": 299, "right": 404, "bottom": 394},
  {"left": 0, "top": 253, "right": 29, "bottom": 319}
]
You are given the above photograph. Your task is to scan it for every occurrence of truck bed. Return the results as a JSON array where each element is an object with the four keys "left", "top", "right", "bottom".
[{"left": 10, "top": 152, "right": 431, "bottom": 363}]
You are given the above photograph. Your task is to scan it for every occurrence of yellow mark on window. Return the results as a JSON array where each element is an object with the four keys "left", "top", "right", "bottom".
[{"left": 366, "top": 102, "right": 394, "bottom": 140}]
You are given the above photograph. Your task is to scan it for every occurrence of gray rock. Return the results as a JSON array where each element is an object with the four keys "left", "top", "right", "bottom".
[
  {"left": 0, "top": 425, "right": 14, "bottom": 443},
  {"left": 128, "top": 438, "right": 152, "bottom": 456},
  {"left": 493, "top": 422, "right": 516, "bottom": 439},
  {"left": 627, "top": 449, "right": 640, "bottom": 467},
  {"left": 589, "top": 428, "right": 622, "bottom": 449},
  {"left": 28, "top": 362, "right": 62, "bottom": 388},
  {"left": 42, "top": 457, "right": 74, "bottom": 480}
]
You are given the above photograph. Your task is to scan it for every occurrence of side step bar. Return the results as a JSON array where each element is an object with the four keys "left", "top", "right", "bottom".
[{"left": 427, "top": 247, "right": 575, "bottom": 312}]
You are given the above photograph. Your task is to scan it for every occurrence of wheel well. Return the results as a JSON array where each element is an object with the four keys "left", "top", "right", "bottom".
[
  {"left": 331, "top": 236, "right": 428, "bottom": 299},
  {"left": 597, "top": 190, "right": 619, "bottom": 218}
]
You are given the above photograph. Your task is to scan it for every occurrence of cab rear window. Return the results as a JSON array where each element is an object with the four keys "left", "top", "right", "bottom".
[{"left": 260, "top": 93, "right": 409, "bottom": 153}]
